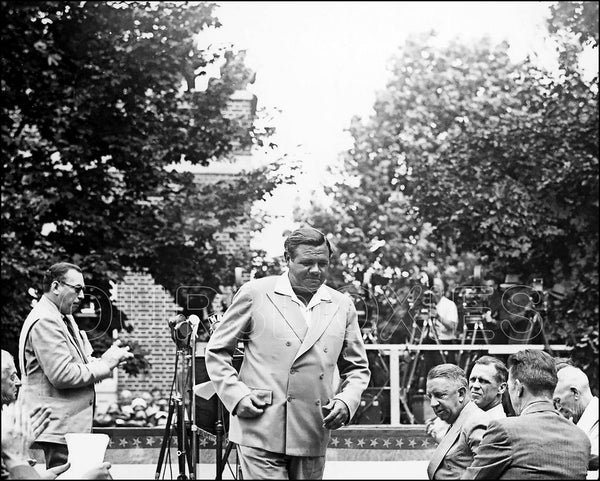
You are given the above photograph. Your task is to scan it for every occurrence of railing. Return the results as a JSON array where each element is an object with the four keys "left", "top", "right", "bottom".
[{"left": 363, "top": 343, "right": 573, "bottom": 426}]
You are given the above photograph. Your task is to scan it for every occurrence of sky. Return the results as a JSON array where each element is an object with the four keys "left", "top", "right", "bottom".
[{"left": 201, "top": 1, "right": 594, "bottom": 257}]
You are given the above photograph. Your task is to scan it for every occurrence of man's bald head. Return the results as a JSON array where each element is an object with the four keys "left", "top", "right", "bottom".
[
  {"left": 1, "top": 350, "right": 21, "bottom": 405},
  {"left": 554, "top": 366, "right": 592, "bottom": 423}
]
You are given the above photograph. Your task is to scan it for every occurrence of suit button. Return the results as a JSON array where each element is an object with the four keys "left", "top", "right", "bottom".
[
  {"left": 319, "top": 373, "right": 324, "bottom": 379},
  {"left": 316, "top": 400, "right": 321, "bottom": 405},
  {"left": 89, "top": 400, "right": 93, "bottom": 406},
  {"left": 323, "top": 347, "right": 328, "bottom": 353},
  {"left": 286, "top": 341, "right": 292, "bottom": 347},
  {"left": 290, "top": 368, "right": 296, "bottom": 374},
  {"left": 287, "top": 396, "right": 293, "bottom": 402}
]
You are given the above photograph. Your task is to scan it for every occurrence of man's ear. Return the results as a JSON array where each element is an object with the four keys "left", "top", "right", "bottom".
[
  {"left": 50, "top": 280, "right": 61, "bottom": 294},
  {"left": 458, "top": 386, "right": 467, "bottom": 401},
  {"left": 571, "top": 386, "right": 580, "bottom": 400},
  {"left": 515, "top": 379, "right": 524, "bottom": 398},
  {"left": 498, "top": 382, "right": 507, "bottom": 395}
]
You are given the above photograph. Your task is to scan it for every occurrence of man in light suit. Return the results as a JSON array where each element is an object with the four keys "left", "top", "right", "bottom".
[
  {"left": 426, "top": 356, "right": 508, "bottom": 444},
  {"left": 426, "top": 364, "right": 489, "bottom": 480},
  {"left": 554, "top": 365, "right": 599, "bottom": 473},
  {"left": 463, "top": 349, "right": 590, "bottom": 479},
  {"left": 18, "top": 262, "right": 133, "bottom": 468},
  {"left": 205, "top": 227, "right": 370, "bottom": 479}
]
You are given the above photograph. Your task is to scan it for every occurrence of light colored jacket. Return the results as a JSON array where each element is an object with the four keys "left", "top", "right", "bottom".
[
  {"left": 18, "top": 295, "right": 113, "bottom": 444},
  {"left": 205, "top": 274, "right": 370, "bottom": 456},
  {"left": 427, "top": 401, "right": 489, "bottom": 479}
]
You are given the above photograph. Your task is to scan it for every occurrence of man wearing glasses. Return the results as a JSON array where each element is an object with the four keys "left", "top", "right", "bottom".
[{"left": 17, "top": 262, "right": 133, "bottom": 469}]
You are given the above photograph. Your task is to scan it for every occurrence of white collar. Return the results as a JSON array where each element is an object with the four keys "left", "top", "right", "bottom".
[
  {"left": 274, "top": 272, "right": 332, "bottom": 308},
  {"left": 577, "top": 396, "right": 599, "bottom": 433}
]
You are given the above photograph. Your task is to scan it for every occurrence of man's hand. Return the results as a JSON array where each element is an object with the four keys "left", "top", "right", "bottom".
[
  {"left": 1, "top": 401, "right": 51, "bottom": 469},
  {"left": 81, "top": 462, "right": 112, "bottom": 479},
  {"left": 233, "top": 393, "right": 266, "bottom": 418},
  {"left": 425, "top": 416, "right": 449, "bottom": 444},
  {"left": 100, "top": 339, "right": 134, "bottom": 370},
  {"left": 30, "top": 405, "right": 52, "bottom": 439},
  {"left": 322, "top": 399, "right": 349, "bottom": 430}
]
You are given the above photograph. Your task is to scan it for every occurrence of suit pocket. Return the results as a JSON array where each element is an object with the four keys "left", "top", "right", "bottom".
[{"left": 250, "top": 388, "right": 273, "bottom": 405}]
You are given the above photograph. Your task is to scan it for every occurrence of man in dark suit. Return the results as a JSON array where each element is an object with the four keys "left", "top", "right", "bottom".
[
  {"left": 462, "top": 349, "right": 590, "bottom": 479},
  {"left": 426, "top": 364, "right": 489, "bottom": 480}
]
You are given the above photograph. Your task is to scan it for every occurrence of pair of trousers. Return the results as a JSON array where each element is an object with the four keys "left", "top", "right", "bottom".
[
  {"left": 36, "top": 441, "right": 68, "bottom": 469},
  {"left": 236, "top": 444, "right": 326, "bottom": 480}
]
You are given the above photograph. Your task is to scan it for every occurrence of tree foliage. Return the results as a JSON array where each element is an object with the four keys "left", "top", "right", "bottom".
[
  {"left": 1, "top": 1, "right": 286, "bottom": 360},
  {"left": 302, "top": 15, "right": 598, "bottom": 385}
]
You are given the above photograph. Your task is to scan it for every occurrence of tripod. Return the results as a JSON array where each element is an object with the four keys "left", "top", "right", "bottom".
[
  {"left": 215, "top": 399, "right": 241, "bottom": 481},
  {"left": 400, "top": 311, "right": 447, "bottom": 424},
  {"left": 156, "top": 348, "right": 194, "bottom": 480},
  {"left": 457, "top": 315, "right": 491, "bottom": 373}
]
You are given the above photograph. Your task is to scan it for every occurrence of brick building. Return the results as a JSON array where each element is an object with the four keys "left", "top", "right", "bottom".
[{"left": 108, "top": 88, "right": 260, "bottom": 399}]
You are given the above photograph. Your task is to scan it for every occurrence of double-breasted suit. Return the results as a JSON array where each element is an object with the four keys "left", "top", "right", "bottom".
[{"left": 205, "top": 273, "right": 371, "bottom": 456}]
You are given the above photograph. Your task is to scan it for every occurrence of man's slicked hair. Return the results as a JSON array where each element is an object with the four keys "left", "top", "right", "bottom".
[
  {"left": 507, "top": 349, "right": 557, "bottom": 395},
  {"left": 473, "top": 355, "right": 508, "bottom": 384},
  {"left": 42, "top": 262, "right": 82, "bottom": 292},
  {"left": 284, "top": 227, "right": 332, "bottom": 260},
  {"left": 427, "top": 363, "right": 468, "bottom": 391}
]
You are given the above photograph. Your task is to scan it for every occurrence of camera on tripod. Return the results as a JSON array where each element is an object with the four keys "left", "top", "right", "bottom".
[{"left": 454, "top": 286, "right": 493, "bottom": 326}]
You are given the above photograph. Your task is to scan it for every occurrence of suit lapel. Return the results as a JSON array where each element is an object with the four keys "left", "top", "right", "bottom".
[
  {"left": 266, "top": 291, "right": 308, "bottom": 342},
  {"left": 427, "top": 421, "right": 461, "bottom": 478},
  {"left": 293, "top": 299, "right": 339, "bottom": 362},
  {"left": 427, "top": 401, "right": 476, "bottom": 479},
  {"left": 64, "top": 315, "right": 89, "bottom": 363}
]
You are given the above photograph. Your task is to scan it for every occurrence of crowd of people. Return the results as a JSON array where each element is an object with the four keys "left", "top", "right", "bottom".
[
  {"left": 93, "top": 389, "right": 170, "bottom": 428},
  {"left": 0, "top": 230, "right": 598, "bottom": 480}
]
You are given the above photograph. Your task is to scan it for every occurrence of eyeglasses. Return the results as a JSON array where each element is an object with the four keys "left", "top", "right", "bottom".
[{"left": 58, "top": 280, "right": 85, "bottom": 294}]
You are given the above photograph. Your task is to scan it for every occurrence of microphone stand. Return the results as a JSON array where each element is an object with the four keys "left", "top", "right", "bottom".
[{"left": 189, "top": 318, "right": 199, "bottom": 480}]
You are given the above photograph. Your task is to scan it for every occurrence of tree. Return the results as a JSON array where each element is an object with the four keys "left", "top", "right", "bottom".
[
  {"left": 302, "top": 25, "right": 598, "bottom": 388},
  {"left": 1, "top": 1, "right": 286, "bottom": 362}
]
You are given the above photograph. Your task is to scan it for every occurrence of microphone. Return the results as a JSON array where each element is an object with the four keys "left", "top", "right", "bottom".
[
  {"left": 188, "top": 314, "right": 201, "bottom": 339},
  {"left": 168, "top": 314, "right": 185, "bottom": 328}
]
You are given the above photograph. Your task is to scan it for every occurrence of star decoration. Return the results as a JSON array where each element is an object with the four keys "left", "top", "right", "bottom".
[
  {"left": 395, "top": 439, "right": 404, "bottom": 448},
  {"left": 343, "top": 438, "right": 353, "bottom": 447},
  {"left": 356, "top": 438, "right": 365, "bottom": 447},
  {"left": 382, "top": 439, "right": 391, "bottom": 448},
  {"left": 421, "top": 438, "right": 430, "bottom": 447},
  {"left": 408, "top": 438, "right": 416, "bottom": 448},
  {"left": 199, "top": 437, "right": 208, "bottom": 447},
  {"left": 118, "top": 438, "right": 128, "bottom": 447},
  {"left": 146, "top": 437, "right": 155, "bottom": 446},
  {"left": 369, "top": 439, "right": 379, "bottom": 447},
  {"left": 330, "top": 437, "right": 339, "bottom": 447},
  {"left": 108, "top": 438, "right": 113, "bottom": 448},
  {"left": 132, "top": 437, "right": 142, "bottom": 448}
]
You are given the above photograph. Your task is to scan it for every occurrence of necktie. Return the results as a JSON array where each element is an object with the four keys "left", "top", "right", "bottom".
[{"left": 63, "top": 315, "right": 87, "bottom": 363}]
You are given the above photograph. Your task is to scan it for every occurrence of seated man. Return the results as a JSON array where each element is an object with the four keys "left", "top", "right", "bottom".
[
  {"left": 426, "top": 355, "right": 508, "bottom": 443},
  {"left": 463, "top": 349, "right": 590, "bottom": 479},
  {"left": 425, "top": 364, "right": 488, "bottom": 480},
  {"left": 554, "top": 365, "right": 599, "bottom": 472}
]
